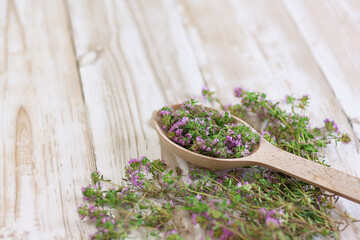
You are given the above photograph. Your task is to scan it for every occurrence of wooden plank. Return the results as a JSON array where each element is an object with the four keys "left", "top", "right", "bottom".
[
  {"left": 284, "top": 0, "right": 360, "bottom": 141},
  {"left": 282, "top": 1, "right": 360, "bottom": 236},
  {"left": 67, "top": 0, "right": 205, "bottom": 184},
  {"left": 0, "top": 0, "right": 95, "bottom": 238},
  {"left": 68, "top": 1, "right": 208, "bottom": 238},
  {"left": 178, "top": 0, "right": 360, "bottom": 238}
]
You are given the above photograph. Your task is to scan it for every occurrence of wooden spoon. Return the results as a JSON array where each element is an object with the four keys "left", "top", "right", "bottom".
[{"left": 154, "top": 104, "right": 360, "bottom": 204}]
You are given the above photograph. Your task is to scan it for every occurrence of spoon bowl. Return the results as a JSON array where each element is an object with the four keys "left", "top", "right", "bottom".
[{"left": 154, "top": 103, "right": 360, "bottom": 204}]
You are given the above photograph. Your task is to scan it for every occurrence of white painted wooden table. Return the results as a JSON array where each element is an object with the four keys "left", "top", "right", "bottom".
[{"left": 1, "top": 0, "right": 360, "bottom": 239}]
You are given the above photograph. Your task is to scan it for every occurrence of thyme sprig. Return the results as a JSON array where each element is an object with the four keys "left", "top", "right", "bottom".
[
  {"left": 159, "top": 99, "right": 260, "bottom": 158},
  {"left": 79, "top": 87, "right": 358, "bottom": 239}
]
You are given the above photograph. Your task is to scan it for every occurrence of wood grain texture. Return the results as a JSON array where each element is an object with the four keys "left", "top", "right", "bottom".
[
  {"left": 67, "top": 0, "right": 216, "bottom": 238},
  {"left": 2, "top": 0, "right": 359, "bottom": 238},
  {"left": 178, "top": 0, "right": 360, "bottom": 238},
  {"left": 284, "top": 0, "right": 360, "bottom": 140},
  {"left": 0, "top": 0, "right": 95, "bottom": 238},
  {"left": 67, "top": 0, "right": 204, "bottom": 183},
  {"left": 68, "top": 1, "right": 208, "bottom": 238}
]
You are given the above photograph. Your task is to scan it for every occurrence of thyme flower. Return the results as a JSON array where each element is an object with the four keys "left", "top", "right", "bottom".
[{"left": 159, "top": 99, "right": 260, "bottom": 158}]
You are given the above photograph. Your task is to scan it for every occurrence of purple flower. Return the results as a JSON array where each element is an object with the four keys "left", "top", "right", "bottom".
[
  {"left": 196, "top": 194, "right": 202, "bottom": 200},
  {"left": 121, "top": 187, "right": 129, "bottom": 194},
  {"left": 128, "top": 158, "right": 141, "bottom": 165},
  {"left": 268, "top": 174, "right": 274, "bottom": 183},
  {"left": 223, "top": 104, "right": 232, "bottom": 110},
  {"left": 203, "top": 211, "right": 211, "bottom": 220},
  {"left": 196, "top": 136, "right": 204, "bottom": 143},
  {"left": 93, "top": 183, "right": 102, "bottom": 190},
  {"left": 261, "top": 131, "right": 269, "bottom": 137},
  {"left": 209, "top": 229, "right": 214, "bottom": 238},
  {"left": 183, "top": 100, "right": 195, "bottom": 110},
  {"left": 234, "top": 87, "right": 243, "bottom": 98},
  {"left": 324, "top": 118, "right": 339, "bottom": 133},
  {"left": 169, "top": 122, "right": 179, "bottom": 132},
  {"left": 159, "top": 110, "right": 171, "bottom": 115},
  {"left": 259, "top": 208, "right": 282, "bottom": 228},
  {"left": 233, "top": 140, "right": 240, "bottom": 147},
  {"left": 220, "top": 227, "right": 234, "bottom": 240},
  {"left": 221, "top": 111, "right": 232, "bottom": 118},
  {"left": 301, "top": 94, "right": 309, "bottom": 101},
  {"left": 225, "top": 135, "right": 232, "bottom": 143},
  {"left": 259, "top": 208, "right": 267, "bottom": 215},
  {"left": 129, "top": 170, "right": 144, "bottom": 188},
  {"left": 164, "top": 228, "right": 178, "bottom": 237},
  {"left": 333, "top": 124, "right": 339, "bottom": 133},
  {"left": 201, "top": 85, "right": 209, "bottom": 96},
  {"left": 268, "top": 209, "right": 276, "bottom": 215},
  {"left": 181, "top": 116, "right": 189, "bottom": 124},
  {"left": 192, "top": 214, "right": 197, "bottom": 225},
  {"left": 227, "top": 129, "right": 235, "bottom": 135},
  {"left": 179, "top": 139, "right": 186, "bottom": 146},
  {"left": 145, "top": 163, "right": 151, "bottom": 172},
  {"left": 241, "top": 149, "right": 250, "bottom": 156},
  {"left": 175, "top": 129, "right": 183, "bottom": 136},
  {"left": 266, "top": 216, "right": 280, "bottom": 228}
]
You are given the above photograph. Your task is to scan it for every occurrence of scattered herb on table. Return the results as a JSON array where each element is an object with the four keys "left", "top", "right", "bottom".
[
  {"left": 159, "top": 99, "right": 260, "bottom": 158},
  {"left": 79, "top": 87, "right": 358, "bottom": 240}
]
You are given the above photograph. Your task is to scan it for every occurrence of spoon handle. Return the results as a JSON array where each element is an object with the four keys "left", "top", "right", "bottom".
[{"left": 262, "top": 145, "right": 360, "bottom": 204}]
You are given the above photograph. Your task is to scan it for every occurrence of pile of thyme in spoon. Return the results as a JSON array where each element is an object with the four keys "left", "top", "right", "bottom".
[
  {"left": 78, "top": 87, "right": 358, "bottom": 240},
  {"left": 159, "top": 99, "right": 260, "bottom": 158}
]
